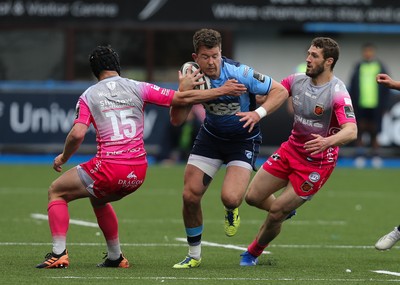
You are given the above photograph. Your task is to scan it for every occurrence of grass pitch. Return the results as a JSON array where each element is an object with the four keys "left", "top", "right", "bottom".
[{"left": 0, "top": 164, "right": 399, "bottom": 284}]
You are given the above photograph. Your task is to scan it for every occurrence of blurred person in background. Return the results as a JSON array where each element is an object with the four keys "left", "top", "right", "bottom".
[
  {"left": 374, "top": 73, "right": 400, "bottom": 250},
  {"left": 35, "top": 45, "right": 246, "bottom": 269},
  {"left": 349, "top": 43, "right": 390, "bottom": 168}
]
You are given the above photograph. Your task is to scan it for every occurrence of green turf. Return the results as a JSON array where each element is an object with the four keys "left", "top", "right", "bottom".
[{"left": 0, "top": 164, "right": 399, "bottom": 284}]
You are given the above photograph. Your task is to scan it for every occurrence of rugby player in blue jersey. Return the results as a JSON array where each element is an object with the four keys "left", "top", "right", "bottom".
[{"left": 171, "top": 28, "right": 289, "bottom": 268}]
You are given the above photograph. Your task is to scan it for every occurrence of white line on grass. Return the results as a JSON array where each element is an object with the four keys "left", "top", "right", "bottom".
[
  {"left": 31, "top": 213, "right": 98, "bottom": 228},
  {"left": 175, "top": 237, "right": 271, "bottom": 254},
  {"left": 31, "top": 212, "right": 346, "bottom": 226},
  {"left": 46, "top": 276, "right": 400, "bottom": 283},
  {"left": 372, "top": 270, "right": 400, "bottom": 277}
]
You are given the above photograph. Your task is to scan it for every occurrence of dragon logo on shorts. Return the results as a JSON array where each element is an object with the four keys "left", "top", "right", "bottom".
[
  {"left": 127, "top": 171, "right": 137, "bottom": 179},
  {"left": 308, "top": 172, "right": 320, "bottom": 182}
]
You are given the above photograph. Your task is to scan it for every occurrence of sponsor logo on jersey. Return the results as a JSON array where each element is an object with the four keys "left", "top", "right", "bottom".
[
  {"left": 344, "top": 105, "right": 355, "bottom": 119},
  {"left": 203, "top": 102, "right": 240, "bottom": 115},
  {"left": 253, "top": 71, "right": 265, "bottom": 83},
  {"left": 75, "top": 103, "right": 80, "bottom": 120},
  {"left": 314, "top": 104, "right": 324, "bottom": 116}
]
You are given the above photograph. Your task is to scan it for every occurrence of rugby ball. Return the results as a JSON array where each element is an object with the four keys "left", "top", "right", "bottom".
[{"left": 180, "top": 61, "right": 211, "bottom": 90}]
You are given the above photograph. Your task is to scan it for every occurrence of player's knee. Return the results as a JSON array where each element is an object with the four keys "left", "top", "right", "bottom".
[
  {"left": 221, "top": 195, "right": 242, "bottom": 209},
  {"left": 269, "top": 204, "right": 291, "bottom": 222},
  {"left": 182, "top": 188, "right": 202, "bottom": 206},
  {"left": 245, "top": 192, "right": 259, "bottom": 207}
]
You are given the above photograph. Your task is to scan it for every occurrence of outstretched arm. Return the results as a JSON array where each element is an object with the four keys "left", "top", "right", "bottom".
[
  {"left": 377, "top": 73, "right": 400, "bottom": 90},
  {"left": 171, "top": 79, "right": 246, "bottom": 106}
]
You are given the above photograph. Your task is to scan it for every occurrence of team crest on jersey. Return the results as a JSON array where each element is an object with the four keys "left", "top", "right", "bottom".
[
  {"left": 253, "top": 71, "right": 265, "bottom": 83},
  {"left": 301, "top": 181, "right": 313, "bottom": 192},
  {"left": 245, "top": 150, "right": 253, "bottom": 159},
  {"left": 344, "top": 105, "right": 355, "bottom": 119},
  {"left": 314, "top": 104, "right": 324, "bottom": 116},
  {"left": 106, "top": 81, "right": 117, "bottom": 92}
]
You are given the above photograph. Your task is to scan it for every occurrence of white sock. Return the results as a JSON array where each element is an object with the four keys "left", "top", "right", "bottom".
[
  {"left": 188, "top": 243, "right": 201, "bottom": 260},
  {"left": 52, "top": 236, "right": 66, "bottom": 255},
  {"left": 106, "top": 239, "right": 121, "bottom": 260}
]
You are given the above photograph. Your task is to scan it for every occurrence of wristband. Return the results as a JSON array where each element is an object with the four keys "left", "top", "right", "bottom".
[{"left": 255, "top": 107, "right": 267, "bottom": 119}]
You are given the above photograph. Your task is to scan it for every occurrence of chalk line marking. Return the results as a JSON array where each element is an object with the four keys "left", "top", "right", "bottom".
[
  {"left": 372, "top": 270, "right": 400, "bottom": 277},
  {"left": 31, "top": 213, "right": 98, "bottom": 228}
]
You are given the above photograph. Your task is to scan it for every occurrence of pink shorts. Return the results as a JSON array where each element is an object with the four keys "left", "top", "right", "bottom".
[
  {"left": 262, "top": 142, "right": 335, "bottom": 198},
  {"left": 78, "top": 158, "right": 147, "bottom": 198}
]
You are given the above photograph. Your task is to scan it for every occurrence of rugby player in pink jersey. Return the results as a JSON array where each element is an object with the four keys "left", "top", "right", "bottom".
[
  {"left": 236, "top": 37, "right": 358, "bottom": 266},
  {"left": 35, "top": 45, "right": 246, "bottom": 269}
]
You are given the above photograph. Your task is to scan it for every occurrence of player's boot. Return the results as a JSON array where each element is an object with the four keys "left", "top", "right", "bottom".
[
  {"left": 36, "top": 249, "right": 69, "bottom": 269},
  {"left": 375, "top": 227, "right": 400, "bottom": 250},
  {"left": 224, "top": 207, "right": 240, "bottom": 237},
  {"left": 239, "top": 251, "right": 258, "bottom": 266},
  {"left": 97, "top": 253, "right": 129, "bottom": 268},
  {"left": 173, "top": 256, "right": 201, "bottom": 269}
]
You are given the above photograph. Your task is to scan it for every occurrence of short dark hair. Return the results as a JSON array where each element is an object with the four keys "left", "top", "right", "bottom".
[
  {"left": 193, "top": 29, "right": 222, "bottom": 54},
  {"left": 89, "top": 45, "right": 121, "bottom": 79},
  {"left": 311, "top": 37, "right": 340, "bottom": 70}
]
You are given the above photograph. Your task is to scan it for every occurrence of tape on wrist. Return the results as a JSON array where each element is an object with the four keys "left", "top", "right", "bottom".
[{"left": 255, "top": 107, "right": 267, "bottom": 119}]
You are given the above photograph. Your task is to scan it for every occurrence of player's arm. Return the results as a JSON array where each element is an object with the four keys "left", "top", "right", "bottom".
[
  {"left": 53, "top": 123, "right": 88, "bottom": 172},
  {"left": 304, "top": 122, "right": 357, "bottom": 155},
  {"left": 236, "top": 79, "right": 289, "bottom": 132},
  {"left": 171, "top": 79, "right": 246, "bottom": 106},
  {"left": 377, "top": 73, "right": 400, "bottom": 90}
]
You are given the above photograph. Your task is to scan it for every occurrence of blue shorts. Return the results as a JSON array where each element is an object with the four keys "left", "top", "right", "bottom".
[{"left": 190, "top": 126, "right": 261, "bottom": 171}]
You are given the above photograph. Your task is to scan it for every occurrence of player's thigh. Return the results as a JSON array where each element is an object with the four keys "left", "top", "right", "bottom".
[
  {"left": 246, "top": 167, "right": 288, "bottom": 203},
  {"left": 221, "top": 165, "right": 252, "bottom": 202},
  {"left": 49, "top": 167, "right": 89, "bottom": 201},
  {"left": 183, "top": 163, "right": 212, "bottom": 200}
]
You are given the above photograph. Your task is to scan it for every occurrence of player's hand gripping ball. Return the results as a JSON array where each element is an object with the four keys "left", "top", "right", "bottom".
[{"left": 180, "top": 61, "right": 211, "bottom": 90}]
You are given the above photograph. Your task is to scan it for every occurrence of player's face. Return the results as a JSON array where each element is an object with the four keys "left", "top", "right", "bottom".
[
  {"left": 305, "top": 46, "right": 326, "bottom": 79},
  {"left": 192, "top": 46, "right": 222, "bottom": 80}
]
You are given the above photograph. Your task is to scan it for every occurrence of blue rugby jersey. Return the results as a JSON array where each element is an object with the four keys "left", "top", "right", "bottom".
[{"left": 202, "top": 57, "right": 272, "bottom": 140}]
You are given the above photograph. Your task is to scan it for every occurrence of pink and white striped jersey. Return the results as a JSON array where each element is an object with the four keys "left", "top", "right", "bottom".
[
  {"left": 74, "top": 76, "right": 175, "bottom": 165},
  {"left": 281, "top": 73, "right": 356, "bottom": 165}
]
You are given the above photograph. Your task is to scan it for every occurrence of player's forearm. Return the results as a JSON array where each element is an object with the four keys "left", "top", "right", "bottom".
[
  {"left": 259, "top": 86, "right": 289, "bottom": 115},
  {"left": 61, "top": 128, "right": 85, "bottom": 162},
  {"left": 173, "top": 88, "right": 223, "bottom": 105},
  {"left": 329, "top": 123, "right": 358, "bottom": 147}
]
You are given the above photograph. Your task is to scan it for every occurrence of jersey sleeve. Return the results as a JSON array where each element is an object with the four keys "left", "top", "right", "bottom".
[
  {"left": 333, "top": 89, "right": 357, "bottom": 126},
  {"left": 140, "top": 82, "right": 175, "bottom": 107},
  {"left": 281, "top": 74, "right": 296, "bottom": 97},
  {"left": 235, "top": 64, "right": 272, "bottom": 96},
  {"left": 73, "top": 96, "right": 92, "bottom": 126}
]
